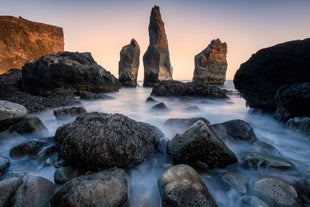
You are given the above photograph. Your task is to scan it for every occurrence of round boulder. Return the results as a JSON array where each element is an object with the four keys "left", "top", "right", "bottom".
[
  {"left": 55, "top": 112, "right": 164, "bottom": 169},
  {"left": 0, "top": 100, "right": 28, "bottom": 131}
]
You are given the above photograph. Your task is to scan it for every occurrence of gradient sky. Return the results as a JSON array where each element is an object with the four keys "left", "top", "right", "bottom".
[{"left": 2, "top": 0, "right": 310, "bottom": 80}]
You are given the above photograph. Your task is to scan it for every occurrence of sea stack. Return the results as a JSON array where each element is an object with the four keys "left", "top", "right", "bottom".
[
  {"left": 143, "top": 5, "right": 173, "bottom": 87},
  {"left": 118, "top": 39, "right": 140, "bottom": 87},
  {"left": 193, "top": 39, "right": 227, "bottom": 84},
  {"left": 0, "top": 16, "right": 64, "bottom": 74}
]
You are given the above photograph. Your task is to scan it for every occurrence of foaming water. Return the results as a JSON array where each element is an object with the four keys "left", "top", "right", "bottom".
[{"left": 1, "top": 80, "right": 309, "bottom": 206}]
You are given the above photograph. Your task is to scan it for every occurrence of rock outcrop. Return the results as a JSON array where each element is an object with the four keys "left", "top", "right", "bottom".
[
  {"left": 143, "top": 5, "right": 173, "bottom": 87},
  {"left": 118, "top": 39, "right": 140, "bottom": 87},
  {"left": 20, "top": 51, "right": 120, "bottom": 96},
  {"left": 193, "top": 39, "right": 227, "bottom": 84},
  {"left": 0, "top": 16, "right": 64, "bottom": 74},
  {"left": 234, "top": 38, "right": 310, "bottom": 111},
  {"left": 0, "top": 100, "right": 28, "bottom": 131}
]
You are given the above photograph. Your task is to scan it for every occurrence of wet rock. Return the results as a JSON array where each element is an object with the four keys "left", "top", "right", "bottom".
[
  {"left": 51, "top": 169, "right": 128, "bottom": 207},
  {"left": 222, "top": 171, "right": 248, "bottom": 194},
  {"left": 20, "top": 51, "right": 121, "bottom": 96},
  {"left": 79, "top": 91, "right": 114, "bottom": 100},
  {"left": 253, "top": 140, "right": 280, "bottom": 156},
  {"left": 193, "top": 39, "right": 228, "bottom": 84},
  {"left": 242, "top": 152, "right": 293, "bottom": 170},
  {"left": 164, "top": 117, "right": 210, "bottom": 131},
  {"left": 11, "top": 175, "right": 55, "bottom": 207},
  {"left": 0, "top": 156, "right": 10, "bottom": 173},
  {"left": 118, "top": 39, "right": 140, "bottom": 87},
  {"left": 9, "top": 139, "right": 47, "bottom": 157},
  {"left": 234, "top": 38, "right": 310, "bottom": 111},
  {"left": 211, "top": 119, "right": 257, "bottom": 141},
  {"left": 151, "top": 102, "right": 169, "bottom": 111},
  {"left": 145, "top": 96, "right": 158, "bottom": 103},
  {"left": 54, "top": 112, "right": 164, "bottom": 169},
  {"left": 158, "top": 164, "right": 217, "bottom": 207},
  {"left": 0, "top": 177, "right": 23, "bottom": 207},
  {"left": 286, "top": 117, "right": 310, "bottom": 136},
  {"left": 9, "top": 116, "right": 47, "bottom": 135},
  {"left": 0, "top": 100, "right": 28, "bottom": 131},
  {"left": 54, "top": 166, "right": 77, "bottom": 184},
  {"left": 184, "top": 106, "right": 200, "bottom": 112},
  {"left": 253, "top": 177, "right": 301, "bottom": 207},
  {"left": 53, "top": 106, "right": 86, "bottom": 120},
  {"left": 143, "top": 5, "right": 173, "bottom": 87},
  {"left": 236, "top": 195, "right": 270, "bottom": 207},
  {"left": 274, "top": 82, "right": 310, "bottom": 122},
  {"left": 151, "top": 80, "right": 228, "bottom": 98},
  {"left": 168, "top": 120, "right": 237, "bottom": 169}
]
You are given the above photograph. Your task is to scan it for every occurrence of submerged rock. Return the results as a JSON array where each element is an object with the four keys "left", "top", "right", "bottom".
[
  {"left": 193, "top": 39, "right": 228, "bottom": 84},
  {"left": 236, "top": 195, "right": 270, "bottom": 207},
  {"left": 164, "top": 117, "right": 210, "bottom": 131},
  {"left": 0, "top": 177, "right": 23, "bottom": 207},
  {"left": 234, "top": 38, "right": 310, "bottom": 111},
  {"left": 9, "top": 116, "right": 47, "bottom": 135},
  {"left": 0, "top": 156, "right": 10, "bottom": 173},
  {"left": 286, "top": 117, "right": 310, "bottom": 137},
  {"left": 151, "top": 102, "right": 169, "bottom": 111},
  {"left": 20, "top": 51, "right": 121, "bottom": 96},
  {"left": 145, "top": 96, "right": 158, "bottom": 103},
  {"left": 53, "top": 106, "right": 86, "bottom": 120},
  {"left": 118, "top": 39, "right": 140, "bottom": 87},
  {"left": 143, "top": 5, "right": 173, "bottom": 87},
  {"left": 222, "top": 171, "right": 248, "bottom": 194},
  {"left": 79, "top": 91, "right": 114, "bottom": 100},
  {"left": 9, "top": 139, "right": 47, "bottom": 157},
  {"left": 0, "top": 100, "right": 28, "bottom": 131},
  {"left": 168, "top": 120, "right": 237, "bottom": 169},
  {"left": 51, "top": 169, "right": 128, "bottom": 207},
  {"left": 54, "top": 166, "right": 77, "bottom": 184},
  {"left": 158, "top": 164, "right": 218, "bottom": 207},
  {"left": 55, "top": 112, "right": 164, "bottom": 169}
]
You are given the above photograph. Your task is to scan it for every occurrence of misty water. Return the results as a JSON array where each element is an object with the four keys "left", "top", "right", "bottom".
[{"left": 1, "top": 80, "right": 309, "bottom": 207}]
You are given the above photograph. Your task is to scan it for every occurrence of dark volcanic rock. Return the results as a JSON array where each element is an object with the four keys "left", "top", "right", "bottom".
[
  {"left": 54, "top": 106, "right": 86, "bottom": 120},
  {"left": 51, "top": 169, "right": 128, "bottom": 207},
  {"left": 20, "top": 51, "right": 121, "bottom": 96},
  {"left": 143, "top": 5, "right": 173, "bottom": 87},
  {"left": 286, "top": 117, "right": 310, "bottom": 137},
  {"left": 118, "top": 39, "right": 140, "bottom": 87},
  {"left": 193, "top": 39, "right": 228, "bottom": 84},
  {"left": 0, "top": 16, "right": 64, "bottom": 74},
  {"left": 234, "top": 38, "right": 310, "bottom": 111},
  {"left": 79, "top": 91, "right": 114, "bottom": 100},
  {"left": 158, "top": 164, "right": 218, "bottom": 207},
  {"left": 273, "top": 82, "right": 310, "bottom": 122},
  {"left": 54, "top": 112, "right": 164, "bottom": 169},
  {"left": 151, "top": 80, "right": 228, "bottom": 98},
  {"left": 0, "top": 100, "right": 28, "bottom": 131},
  {"left": 168, "top": 120, "right": 237, "bottom": 169},
  {"left": 9, "top": 116, "right": 47, "bottom": 135}
]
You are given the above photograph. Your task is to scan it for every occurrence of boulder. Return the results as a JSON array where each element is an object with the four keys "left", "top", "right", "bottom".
[
  {"left": 0, "top": 177, "right": 23, "bottom": 207},
  {"left": 9, "top": 139, "right": 47, "bottom": 157},
  {"left": 51, "top": 169, "right": 128, "bottom": 207},
  {"left": 158, "top": 164, "right": 218, "bottom": 207},
  {"left": 253, "top": 177, "right": 301, "bottom": 207},
  {"left": 54, "top": 112, "right": 164, "bottom": 169},
  {"left": 53, "top": 106, "right": 86, "bottom": 120},
  {"left": 193, "top": 39, "right": 227, "bottom": 84},
  {"left": 0, "top": 156, "right": 10, "bottom": 173},
  {"left": 234, "top": 38, "right": 310, "bottom": 111},
  {"left": 143, "top": 5, "right": 173, "bottom": 87},
  {"left": 168, "top": 120, "right": 237, "bottom": 169},
  {"left": 54, "top": 166, "right": 77, "bottom": 184},
  {"left": 118, "top": 39, "right": 140, "bottom": 87},
  {"left": 0, "top": 100, "right": 28, "bottom": 131},
  {"left": 164, "top": 117, "right": 210, "bottom": 131},
  {"left": 151, "top": 102, "right": 169, "bottom": 111},
  {"left": 0, "top": 16, "right": 64, "bottom": 74},
  {"left": 151, "top": 80, "right": 228, "bottom": 98},
  {"left": 286, "top": 117, "right": 310, "bottom": 137},
  {"left": 9, "top": 116, "right": 47, "bottom": 135},
  {"left": 273, "top": 82, "right": 310, "bottom": 122},
  {"left": 79, "top": 91, "right": 114, "bottom": 100},
  {"left": 20, "top": 51, "right": 121, "bottom": 96},
  {"left": 221, "top": 171, "right": 248, "bottom": 194},
  {"left": 211, "top": 119, "right": 257, "bottom": 141}
]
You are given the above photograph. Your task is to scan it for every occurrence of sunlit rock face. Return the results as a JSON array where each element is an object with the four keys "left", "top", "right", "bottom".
[
  {"left": 143, "top": 5, "right": 173, "bottom": 87},
  {"left": 193, "top": 39, "right": 227, "bottom": 84},
  {"left": 0, "top": 16, "right": 64, "bottom": 74},
  {"left": 118, "top": 39, "right": 140, "bottom": 87}
]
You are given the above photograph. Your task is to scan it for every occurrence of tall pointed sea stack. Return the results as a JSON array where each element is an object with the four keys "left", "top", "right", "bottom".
[
  {"left": 118, "top": 39, "right": 140, "bottom": 87},
  {"left": 143, "top": 5, "right": 173, "bottom": 87},
  {"left": 193, "top": 39, "right": 227, "bottom": 84}
]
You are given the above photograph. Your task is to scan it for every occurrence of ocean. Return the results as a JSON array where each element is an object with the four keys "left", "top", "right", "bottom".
[{"left": 1, "top": 80, "right": 309, "bottom": 207}]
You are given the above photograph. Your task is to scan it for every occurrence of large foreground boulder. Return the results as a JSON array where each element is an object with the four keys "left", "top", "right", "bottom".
[
  {"left": 54, "top": 112, "right": 164, "bottom": 169},
  {"left": 21, "top": 51, "right": 121, "bottom": 96},
  {"left": 0, "top": 100, "right": 28, "bottom": 131},
  {"left": 151, "top": 80, "right": 228, "bottom": 98},
  {"left": 234, "top": 38, "right": 310, "bottom": 111},
  {"left": 51, "top": 169, "right": 128, "bottom": 207},
  {"left": 168, "top": 120, "right": 237, "bottom": 169},
  {"left": 143, "top": 5, "right": 173, "bottom": 87},
  {"left": 193, "top": 39, "right": 227, "bottom": 84},
  {"left": 158, "top": 164, "right": 218, "bottom": 207}
]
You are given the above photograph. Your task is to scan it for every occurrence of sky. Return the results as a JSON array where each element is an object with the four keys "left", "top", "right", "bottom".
[{"left": 1, "top": 0, "right": 310, "bottom": 80}]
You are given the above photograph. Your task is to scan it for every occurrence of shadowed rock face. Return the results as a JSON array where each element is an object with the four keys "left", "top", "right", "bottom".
[
  {"left": 0, "top": 16, "right": 64, "bottom": 74},
  {"left": 193, "top": 39, "right": 227, "bottom": 84},
  {"left": 143, "top": 5, "right": 173, "bottom": 87},
  {"left": 118, "top": 39, "right": 140, "bottom": 87}
]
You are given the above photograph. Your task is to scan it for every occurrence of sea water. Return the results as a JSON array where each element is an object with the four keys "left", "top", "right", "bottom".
[{"left": 1, "top": 80, "right": 309, "bottom": 207}]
